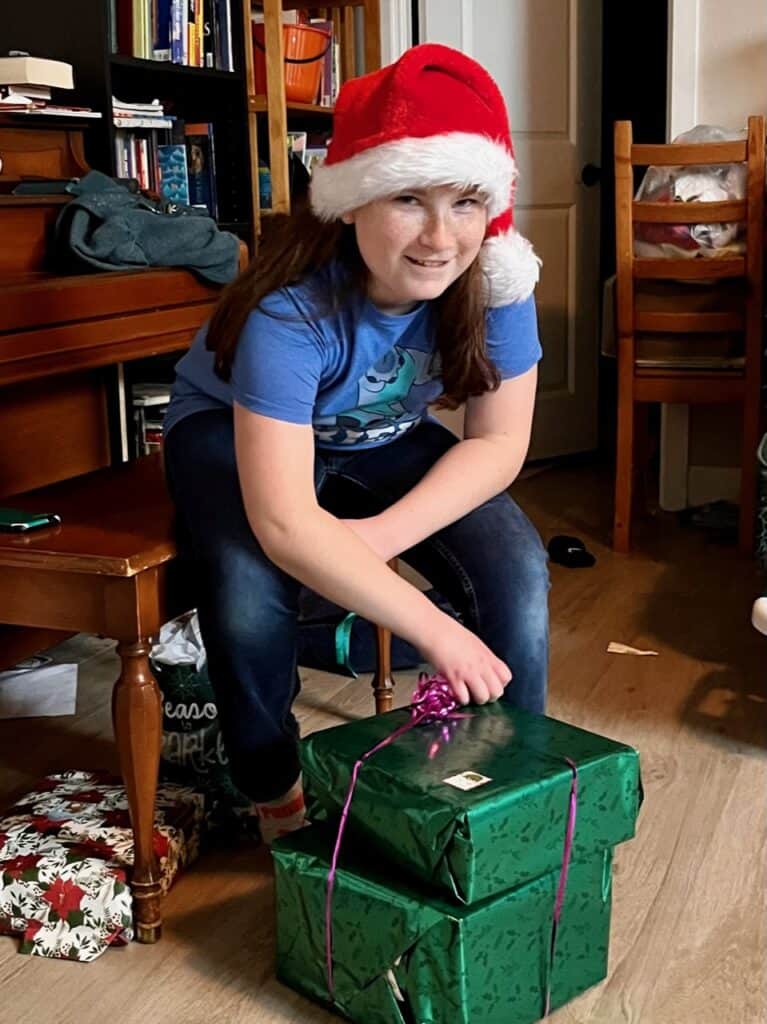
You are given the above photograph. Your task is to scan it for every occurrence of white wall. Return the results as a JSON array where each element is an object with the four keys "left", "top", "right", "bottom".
[{"left": 664, "top": 0, "right": 767, "bottom": 509}]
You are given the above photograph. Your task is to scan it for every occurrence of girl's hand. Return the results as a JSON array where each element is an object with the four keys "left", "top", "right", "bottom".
[
  {"left": 340, "top": 515, "right": 399, "bottom": 562},
  {"left": 419, "top": 613, "right": 511, "bottom": 706}
]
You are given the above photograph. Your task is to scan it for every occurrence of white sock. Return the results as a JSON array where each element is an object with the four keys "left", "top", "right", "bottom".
[{"left": 254, "top": 776, "right": 308, "bottom": 845}]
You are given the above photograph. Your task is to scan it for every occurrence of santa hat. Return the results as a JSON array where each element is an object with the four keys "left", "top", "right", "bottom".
[{"left": 310, "top": 43, "right": 541, "bottom": 306}]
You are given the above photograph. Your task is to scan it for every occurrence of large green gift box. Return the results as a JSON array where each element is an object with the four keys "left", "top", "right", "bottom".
[
  {"left": 301, "top": 704, "right": 641, "bottom": 904},
  {"left": 273, "top": 823, "right": 614, "bottom": 1024}
]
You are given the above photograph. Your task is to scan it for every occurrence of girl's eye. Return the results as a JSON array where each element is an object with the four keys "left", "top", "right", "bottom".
[
  {"left": 455, "top": 196, "right": 481, "bottom": 209},
  {"left": 395, "top": 194, "right": 420, "bottom": 205}
]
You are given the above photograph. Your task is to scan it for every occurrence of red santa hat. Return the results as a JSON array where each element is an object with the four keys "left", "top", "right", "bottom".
[{"left": 310, "top": 43, "right": 541, "bottom": 306}]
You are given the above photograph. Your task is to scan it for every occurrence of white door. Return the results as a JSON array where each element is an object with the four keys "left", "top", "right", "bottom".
[{"left": 419, "top": 0, "right": 603, "bottom": 458}]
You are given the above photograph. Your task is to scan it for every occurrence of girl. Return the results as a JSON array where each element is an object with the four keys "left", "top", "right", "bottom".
[{"left": 163, "top": 43, "right": 548, "bottom": 843}]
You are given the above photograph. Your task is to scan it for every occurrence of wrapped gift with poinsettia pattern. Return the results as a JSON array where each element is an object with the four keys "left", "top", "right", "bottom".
[{"left": 0, "top": 770, "right": 204, "bottom": 961}]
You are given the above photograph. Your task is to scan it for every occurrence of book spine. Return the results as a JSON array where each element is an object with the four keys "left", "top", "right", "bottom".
[
  {"left": 154, "top": 0, "right": 172, "bottom": 59},
  {"left": 171, "top": 0, "right": 183, "bottom": 63},
  {"left": 187, "top": 0, "right": 196, "bottom": 67},
  {"left": 202, "top": 0, "right": 214, "bottom": 68},
  {"left": 181, "top": 0, "right": 189, "bottom": 64}
]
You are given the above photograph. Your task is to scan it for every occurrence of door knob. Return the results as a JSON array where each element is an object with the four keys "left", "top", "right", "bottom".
[{"left": 581, "top": 163, "right": 602, "bottom": 187}]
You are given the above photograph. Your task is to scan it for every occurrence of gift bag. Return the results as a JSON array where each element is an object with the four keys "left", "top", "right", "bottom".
[{"left": 151, "top": 613, "right": 253, "bottom": 834}]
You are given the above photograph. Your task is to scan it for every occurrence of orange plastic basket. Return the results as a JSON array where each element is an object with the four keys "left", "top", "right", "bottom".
[{"left": 253, "top": 23, "right": 331, "bottom": 104}]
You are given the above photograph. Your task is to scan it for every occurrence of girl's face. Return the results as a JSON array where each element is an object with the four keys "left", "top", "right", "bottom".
[{"left": 343, "top": 185, "right": 488, "bottom": 314}]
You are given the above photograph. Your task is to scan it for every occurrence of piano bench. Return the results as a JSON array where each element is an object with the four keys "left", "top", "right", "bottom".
[{"left": 0, "top": 453, "right": 396, "bottom": 943}]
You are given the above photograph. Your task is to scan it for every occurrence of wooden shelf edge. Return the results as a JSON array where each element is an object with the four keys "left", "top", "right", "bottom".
[
  {"left": 110, "top": 54, "right": 241, "bottom": 80},
  {"left": 248, "top": 95, "right": 334, "bottom": 115}
]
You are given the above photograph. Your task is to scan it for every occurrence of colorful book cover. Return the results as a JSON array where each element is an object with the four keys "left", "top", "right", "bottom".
[
  {"left": 157, "top": 144, "right": 190, "bottom": 205},
  {"left": 184, "top": 123, "right": 218, "bottom": 217}
]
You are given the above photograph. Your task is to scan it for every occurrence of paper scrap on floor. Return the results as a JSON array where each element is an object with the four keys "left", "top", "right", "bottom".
[
  {"left": 0, "top": 661, "right": 78, "bottom": 718},
  {"left": 607, "top": 642, "right": 659, "bottom": 657}
]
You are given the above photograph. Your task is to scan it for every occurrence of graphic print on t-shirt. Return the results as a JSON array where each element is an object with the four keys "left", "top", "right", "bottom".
[{"left": 313, "top": 345, "right": 442, "bottom": 446}]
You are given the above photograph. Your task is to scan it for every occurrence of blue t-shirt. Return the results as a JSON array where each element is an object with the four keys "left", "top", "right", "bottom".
[{"left": 164, "top": 263, "right": 541, "bottom": 449}]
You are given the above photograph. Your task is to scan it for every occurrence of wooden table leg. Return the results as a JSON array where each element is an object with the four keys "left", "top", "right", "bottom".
[
  {"left": 113, "top": 638, "right": 163, "bottom": 943},
  {"left": 372, "top": 623, "right": 395, "bottom": 714},
  {"left": 372, "top": 557, "right": 398, "bottom": 714}
]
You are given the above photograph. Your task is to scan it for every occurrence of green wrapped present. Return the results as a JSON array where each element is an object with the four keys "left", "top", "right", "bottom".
[
  {"left": 273, "top": 823, "right": 614, "bottom": 1024},
  {"left": 301, "top": 703, "right": 641, "bottom": 904}
]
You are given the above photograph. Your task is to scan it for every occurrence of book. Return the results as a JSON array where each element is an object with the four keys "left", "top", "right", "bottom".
[
  {"left": 113, "top": 95, "right": 165, "bottom": 114},
  {"left": 184, "top": 122, "right": 218, "bottom": 217},
  {"left": 158, "top": 144, "right": 190, "bottom": 204},
  {"left": 287, "top": 130, "right": 307, "bottom": 162},
  {"left": 0, "top": 84, "right": 51, "bottom": 101},
  {"left": 115, "top": 116, "right": 173, "bottom": 128},
  {"left": 309, "top": 19, "right": 333, "bottom": 105},
  {"left": 0, "top": 56, "right": 73, "bottom": 90},
  {"left": 154, "top": 0, "right": 172, "bottom": 60},
  {"left": 14, "top": 107, "right": 102, "bottom": 119},
  {"left": 202, "top": 0, "right": 215, "bottom": 67},
  {"left": 304, "top": 146, "right": 327, "bottom": 174}
]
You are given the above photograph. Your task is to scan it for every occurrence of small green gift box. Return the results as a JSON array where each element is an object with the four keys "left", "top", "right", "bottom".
[
  {"left": 273, "top": 823, "right": 614, "bottom": 1024},
  {"left": 301, "top": 704, "right": 641, "bottom": 904}
]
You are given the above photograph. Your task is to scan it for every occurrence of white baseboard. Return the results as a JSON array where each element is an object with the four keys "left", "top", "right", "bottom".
[{"left": 687, "top": 465, "right": 741, "bottom": 506}]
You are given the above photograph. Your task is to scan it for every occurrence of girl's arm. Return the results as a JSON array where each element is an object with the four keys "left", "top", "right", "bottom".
[
  {"left": 345, "top": 365, "right": 538, "bottom": 561},
  {"left": 233, "top": 402, "right": 510, "bottom": 705}
]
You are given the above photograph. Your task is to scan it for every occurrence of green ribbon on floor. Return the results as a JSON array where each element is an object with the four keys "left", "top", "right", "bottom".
[{"left": 334, "top": 612, "right": 358, "bottom": 678}]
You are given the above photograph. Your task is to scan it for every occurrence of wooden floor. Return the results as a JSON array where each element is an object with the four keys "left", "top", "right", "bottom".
[{"left": 0, "top": 460, "right": 765, "bottom": 1024}]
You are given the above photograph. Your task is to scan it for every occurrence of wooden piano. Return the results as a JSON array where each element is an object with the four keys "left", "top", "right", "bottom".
[{"left": 0, "top": 117, "right": 244, "bottom": 941}]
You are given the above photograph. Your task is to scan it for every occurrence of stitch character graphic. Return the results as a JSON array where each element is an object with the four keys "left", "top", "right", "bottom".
[{"left": 314, "top": 346, "right": 441, "bottom": 445}]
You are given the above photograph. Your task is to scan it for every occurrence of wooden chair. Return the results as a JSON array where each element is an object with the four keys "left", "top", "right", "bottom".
[
  {"left": 0, "top": 455, "right": 396, "bottom": 941},
  {"left": 613, "top": 116, "right": 765, "bottom": 554}
]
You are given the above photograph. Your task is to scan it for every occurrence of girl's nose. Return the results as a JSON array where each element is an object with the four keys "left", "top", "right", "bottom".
[{"left": 419, "top": 211, "right": 452, "bottom": 252}]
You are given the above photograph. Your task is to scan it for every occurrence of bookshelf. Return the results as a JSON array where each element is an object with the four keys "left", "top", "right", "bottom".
[
  {"left": 244, "top": 0, "right": 381, "bottom": 245},
  {"left": 0, "top": 0, "right": 254, "bottom": 239}
]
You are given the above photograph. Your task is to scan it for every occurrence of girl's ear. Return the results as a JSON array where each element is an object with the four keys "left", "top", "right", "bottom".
[{"left": 341, "top": 211, "right": 356, "bottom": 225}]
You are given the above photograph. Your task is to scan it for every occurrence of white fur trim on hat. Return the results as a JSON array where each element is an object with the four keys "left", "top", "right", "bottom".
[
  {"left": 481, "top": 228, "right": 542, "bottom": 306},
  {"left": 310, "top": 132, "right": 515, "bottom": 222}
]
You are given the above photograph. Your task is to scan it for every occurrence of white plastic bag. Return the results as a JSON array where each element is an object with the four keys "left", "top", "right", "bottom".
[
  {"left": 634, "top": 124, "right": 748, "bottom": 259},
  {"left": 151, "top": 610, "right": 206, "bottom": 672}
]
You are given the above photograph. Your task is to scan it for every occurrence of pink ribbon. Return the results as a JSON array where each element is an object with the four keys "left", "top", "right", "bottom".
[
  {"left": 325, "top": 673, "right": 462, "bottom": 996},
  {"left": 323, "top": 674, "right": 579, "bottom": 1009},
  {"left": 543, "top": 756, "right": 578, "bottom": 1017}
]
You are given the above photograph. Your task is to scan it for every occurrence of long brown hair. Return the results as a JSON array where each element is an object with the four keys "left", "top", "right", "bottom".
[{"left": 206, "top": 204, "right": 499, "bottom": 410}]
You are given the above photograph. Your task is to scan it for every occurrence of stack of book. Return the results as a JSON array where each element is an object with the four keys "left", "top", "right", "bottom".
[
  {"left": 0, "top": 55, "right": 100, "bottom": 118},
  {"left": 132, "top": 383, "right": 172, "bottom": 456},
  {"left": 114, "top": 0, "right": 234, "bottom": 71},
  {"left": 113, "top": 96, "right": 173, "bottom": 189}
]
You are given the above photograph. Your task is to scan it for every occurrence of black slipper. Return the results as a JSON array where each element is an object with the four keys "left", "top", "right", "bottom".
[{"left": 547, "top": 534, "right": 596, "bottom": 568}]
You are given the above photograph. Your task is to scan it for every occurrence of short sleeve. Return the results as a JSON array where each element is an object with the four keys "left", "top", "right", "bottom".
[
  {"left": 230, "top": 292, "right": 325, "bottom": 424},
  {"left": 484, "top": 294, "right": 542, "bottom": 379}
]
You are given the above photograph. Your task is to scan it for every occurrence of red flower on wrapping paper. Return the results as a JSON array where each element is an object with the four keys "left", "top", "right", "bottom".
[
  {"left": 152, "top": 831, "right": 170, "bottom": 860},
  {"left": 32, "top": 778, "right": 61, "bottom": 793},
  {"left": 102, "top": 809, "right": 131, "bottom": 829},
  {"left": 42, "top": 877, "right": 86, "bottom": 917},
  {"left": 1, "top": 854, "right": 42, "bottom": 878},
  {"left": 24, "top": 919, "right": 45, "bottom": 941},
  {"left": 67, "top": 839, "right": 115, "bottom": 861},
  {"left": 68, "top": 789, "right": 106, "bottom": 805},
  {"left": 31, "top": 815, "right": 68, "bottom": 834}
]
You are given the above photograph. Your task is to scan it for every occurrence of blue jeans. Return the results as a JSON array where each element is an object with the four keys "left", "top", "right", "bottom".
[{"left": 163, "top": 410, "right": 550, "bottom": 802}]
